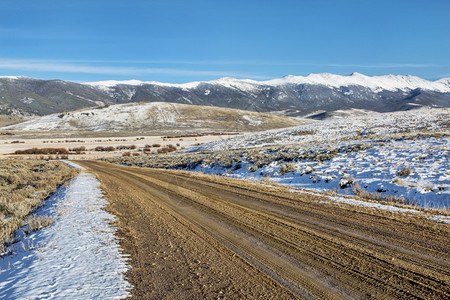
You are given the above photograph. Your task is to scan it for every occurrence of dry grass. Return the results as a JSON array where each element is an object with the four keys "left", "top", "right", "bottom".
[
  {"left": 23, "top": 215, "right": 53, "bottom": 234},
  {"left": 0, "top": 114, "right": 28, "bottom": 127},
  {"left": 352, "top": 182, "right": 406, "bottom": 205},
  {"left": 0, "top": 159, "right": 78, "bottom": 255},
  {"left": 158, "top": 103, "right": 305, "bottom": 131}
]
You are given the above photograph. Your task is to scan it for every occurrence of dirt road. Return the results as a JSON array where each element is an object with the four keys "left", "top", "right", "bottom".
[{"left": 78, "top": 160, "right": 450, "bottom": 299}]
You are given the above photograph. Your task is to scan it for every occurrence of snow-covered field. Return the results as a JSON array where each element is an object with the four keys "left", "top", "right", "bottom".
[
  {"left": 190, "top": 108, "right": 449, "bottom": 209},
  {"left": 0, "top": 162, "right": 131, "bottom": 299},
  {"left": 197, "top": 108, "right": 448, "bottom": 151}
]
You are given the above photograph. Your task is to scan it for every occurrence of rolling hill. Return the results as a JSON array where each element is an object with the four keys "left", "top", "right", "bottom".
[{"left": 3, "top": 102, "right": 305, "bottom": 133}]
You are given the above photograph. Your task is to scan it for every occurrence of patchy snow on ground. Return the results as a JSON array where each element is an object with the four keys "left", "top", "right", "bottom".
[
  {"left": 0, "top": 163, "right": 131, "bottom": 299},
  {"left": 196, "top": 108, "right": 449, "bottom": 151},
  {"left": 190, "top": 108, "right": 449, "bottom": 209},
  {"left": 301, "top": 190, "right": 450, "bottom": 224}
]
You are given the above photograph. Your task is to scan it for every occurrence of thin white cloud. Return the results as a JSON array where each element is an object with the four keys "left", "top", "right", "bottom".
[
  {"left": 0, "top": 59, "right": 267, "bottom": 79},
  {"left": 0, "top": 58, "right": 445, "bottom": 69},
  {"left": 323, "top": 63, "right": 446, "bottom": 68}
]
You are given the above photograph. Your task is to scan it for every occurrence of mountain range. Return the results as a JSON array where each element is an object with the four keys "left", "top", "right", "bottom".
[{"left": 0, "top": 73, "right": 449, "bottom": 117}]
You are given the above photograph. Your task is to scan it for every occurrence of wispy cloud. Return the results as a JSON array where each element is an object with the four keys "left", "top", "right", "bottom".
[
  {"left": 0, "top": 59, "right": 446, "bottom": 81},
  {"left": 1, "top": 58, "right": 445, "bottom": 69},
  {"left": 322, "top": 63, "right": 447, "bottom": 68},
  {"left": 34, "top": 60, "right": 442, "bottom": 68},
  {"left": 0, "top": 59, "right": 267, "bottom": 79}
]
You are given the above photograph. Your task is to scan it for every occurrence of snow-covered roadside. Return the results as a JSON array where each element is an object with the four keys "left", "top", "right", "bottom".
[
  {"left": 0, "top": 162, "right": 131, "bottom": 299},
  {"left": 294, "top": 190, "right": 450, "bottom": 224}
]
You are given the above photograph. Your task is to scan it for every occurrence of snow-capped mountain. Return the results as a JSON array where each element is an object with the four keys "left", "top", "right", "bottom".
[
  {"left": 0, "top": 73, "right": 449, "bottom": 117},
  {"left": 85, "top": 72, "right": 450, "bottom": 93}
]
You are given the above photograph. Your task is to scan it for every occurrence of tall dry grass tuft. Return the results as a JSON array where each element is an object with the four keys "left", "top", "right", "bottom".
[
  {"left": 24, "top": 215, "right": 53, "bottom": 234},
  {"left": 352, "top": 182, "right": 405, "bottom": 204}
]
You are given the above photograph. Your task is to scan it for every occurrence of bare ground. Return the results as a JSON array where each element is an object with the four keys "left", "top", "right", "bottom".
[{"left": 78, "top": 160, "right": 450, "bottom": 299}]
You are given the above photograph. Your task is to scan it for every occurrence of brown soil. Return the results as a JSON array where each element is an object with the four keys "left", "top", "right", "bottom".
[{"left": 77, "top": 160, "right": 450, "bottom": 299}]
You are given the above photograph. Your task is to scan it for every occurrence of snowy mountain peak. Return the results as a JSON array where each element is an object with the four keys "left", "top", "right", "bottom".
[
  {"left": 83, "top": 79, "right": 145, "bottom": 87},
  {"left": 0, "top": 76, "right": 29, "bottom": 80},
  {"left": 350, "top": 71, "right": 365, "bottom": 76},
  {"left": 261, "top": 73, "right": 450, "bottom": 92},
  {"left": 82, "top": 73, "right": 450, "bottom": 93}
]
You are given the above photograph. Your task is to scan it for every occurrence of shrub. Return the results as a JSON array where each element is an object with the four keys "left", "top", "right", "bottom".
[
  {"left": 397, "top": 167, "right": 412, "bottom": 177},
  {"left": 279, "top": 163, "right": 296, "bottom": 175},
  {"left": 70, "top": 146, "right": 86, "bottom": 153},
  {"left": 116, "top": 145, "right": 136, "bottom": 150},
  {"left": 339, "top": 176, "right": 355, "bottom": 188},
  {"left": 156, "top": 145, "right": 177, "bottom": 154},
  {"left": 423, "top": 186, "right": 433, "bottom": 192},
  {"left": 93, "top": 145, "right": 115, "bottom": 152},
  {"left": 14, "top": 148, "right": 69, "bottom": 155},
  {"left": 248, "top": 164, "right": 259, "bottom": 172}
]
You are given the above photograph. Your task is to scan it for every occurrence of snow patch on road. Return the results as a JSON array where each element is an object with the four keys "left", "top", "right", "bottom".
[{"left": 0, "top": 167, "right": 131, "bottom": 299}]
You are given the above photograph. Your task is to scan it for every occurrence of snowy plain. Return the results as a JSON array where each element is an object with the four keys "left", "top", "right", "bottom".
[{"left": 0, "top": 162, "right": 131, "bottom": 299}]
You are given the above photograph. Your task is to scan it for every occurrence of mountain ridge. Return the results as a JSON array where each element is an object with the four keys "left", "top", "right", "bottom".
[
  {"left": 1, "top": 73, "right": 449, "bottom": 118},
  {"left": 84, "top": 73, "right": 450, "bottom": 93}
]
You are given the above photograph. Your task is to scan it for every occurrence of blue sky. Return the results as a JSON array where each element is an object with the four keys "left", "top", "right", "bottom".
[{"left": 0, "top": 0, "right": 449, "bottom": 82}]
